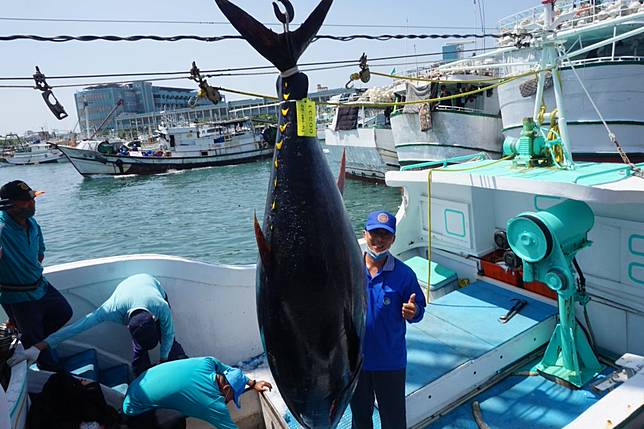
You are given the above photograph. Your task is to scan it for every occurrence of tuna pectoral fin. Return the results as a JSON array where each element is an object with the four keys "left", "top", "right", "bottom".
[
  {"left": 337, "top": 148, "right": 346, "bottom": 196},
  {"left": 214, "top": 0, "right": 333, "bottom": 72},
  {"left": 254, "top": 211, "right": 271, "bottom": 267}
]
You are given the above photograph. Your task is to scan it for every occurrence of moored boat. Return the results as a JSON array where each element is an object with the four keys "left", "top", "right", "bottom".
[
  {"left": 324, "top": 92, "right": 399, "bottom": 182},
  {"left": 495, "top": 0, "right": 644, "bottom": 163},
  {"left": 5, "top": 142, "right": 66, "bottom": 165},
  {"left": 390, "top": 74, "right": 503, "bottom": 166}
]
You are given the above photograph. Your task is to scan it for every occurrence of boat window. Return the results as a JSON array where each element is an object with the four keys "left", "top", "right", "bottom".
[
  {"left": 169, "top": 135, "right": 175, "bottom": 148},
  {"left": 201, "top": 151, "right": 208, "bottom": 156}
]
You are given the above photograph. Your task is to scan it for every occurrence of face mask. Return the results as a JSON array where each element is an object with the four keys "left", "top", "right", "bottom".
[
  {"left": 366, "top": 248, "right": 389, "bottom": 261},
  {"left": 15, "top": 207, "right": 35, "bottom": 219}
]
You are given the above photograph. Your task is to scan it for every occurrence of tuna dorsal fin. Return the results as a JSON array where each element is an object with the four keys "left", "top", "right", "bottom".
[
  {"left": 214, "top": 0, "right": 333, "bottom": 72},
  {"left": 337, "top": 148, "right": 346, "bottom": 196},
  {"left": 254, "top": 211, "right": 271, "bottom": 267}
]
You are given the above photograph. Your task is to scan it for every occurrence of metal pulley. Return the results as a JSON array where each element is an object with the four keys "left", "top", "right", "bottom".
[
  {"left": 345, "top": 53, "right": 370, "bottom": 88},
  {"left": 33, "top": 66, "right": 68, "bottom": 120},
  {"left": 189, "top": 62, "right": 222, "bottom": 106}
]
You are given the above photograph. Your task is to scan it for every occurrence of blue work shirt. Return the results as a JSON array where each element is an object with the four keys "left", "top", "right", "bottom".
[
  {"left": 123, "top": 357, "right": 249, "bottom": 429},
  {"left": 0, "top": 212, "right": 47, "bottom": 304},
  {"left": 363, "top": 253, "right": 426, "bottom": 371},
  {"left": 45, "top": 273, "right": 176, "bottom": 359}
]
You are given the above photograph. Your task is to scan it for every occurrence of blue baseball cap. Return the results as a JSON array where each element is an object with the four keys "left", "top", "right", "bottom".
[
  {"left": 224, "top": 367, "right": 247, "bottom": 409},
  {"left": 365, "top": 211, "right": 396, "bottom": 234}
]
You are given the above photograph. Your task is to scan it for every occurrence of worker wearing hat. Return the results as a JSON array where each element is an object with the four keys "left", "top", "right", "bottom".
[
  {"left": 12, "top": 273, "right": 188, "bottom": 376},
  {"left": 122, "top": 356, "right": 272, "bottom": 428},
  {"left": 0, "top": 180, "right": 72, "bottom": 370},
  {"left": 350, "top": 210, "right": 426, "bottom": 429}
]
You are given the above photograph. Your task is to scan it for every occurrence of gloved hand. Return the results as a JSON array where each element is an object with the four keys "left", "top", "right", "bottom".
[{"left": 7, "top": 344, "right": 41, "bottom": 366}]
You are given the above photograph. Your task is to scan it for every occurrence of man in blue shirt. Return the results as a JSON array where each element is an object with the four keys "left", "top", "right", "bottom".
[
  {"left": 0, "top": 180, "right": 72, "bottom": 370},
  {"left": 122, "top": 356, "right": 272, "bottom": 428},
  {"left": 14, "top": 273, "right": 188, "bottom": 376},
  {"left": 350, "top": 210, "right": 426, "bottom": 429}
]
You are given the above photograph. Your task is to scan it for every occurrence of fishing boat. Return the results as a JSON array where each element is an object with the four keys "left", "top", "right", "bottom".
[
  {"left": 493, "top": 0, "right": 644, "bottom": 162},
  {"left": 57, "top": 117, "right": 274, "bottom": 177},
  {"left": 390, "top": 73, "right": 504, "bottom": 166},
  {"left": 3, "top": 1, "right": 644, "bottom": 428},
  {"left": 324, "top": 91, "right": 400, "bottom": 182},
  {"left": 5, "top": 142, "right": 66, "bottom": 165}
]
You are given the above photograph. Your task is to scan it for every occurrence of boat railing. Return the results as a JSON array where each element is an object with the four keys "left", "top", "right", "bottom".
[
  {"left": 564, "top": 55, "right": 643, "bottom": 67},
  {"left": 498, "top": 0, "right": 644, "bottom": 34},
  {"left": 400, "top": 152, "right": 491, "bottom": 171},
  {"left": 434, "top": 105, "right": 494, "bottom": 116}
]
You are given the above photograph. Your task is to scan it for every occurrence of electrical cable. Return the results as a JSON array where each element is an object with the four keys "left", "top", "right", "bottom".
[
  {"left": 0, "top": 46, "right": 501, "bottom": 82},
  {"left": 0, "top": 32, "right": 521, "bottom": 43},
  {"left": 573, "top": 257, "right": 597, "bottom": 353},
  {"left": 0, "top": 16, "right": 500, "bottom": 30}
]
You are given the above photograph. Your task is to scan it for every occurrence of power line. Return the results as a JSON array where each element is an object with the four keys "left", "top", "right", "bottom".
[
  {"left": 0, "top": 32, "right": 515, "bottom": 43},
  {"left": 0, "top": 60, "right": 453, "bottom": 89},
  {"left": 0, "top": 46, "right": 502, "bottom": 82},
  {"left": 0, "top": 16, "right": 499, "bottom": 30}
]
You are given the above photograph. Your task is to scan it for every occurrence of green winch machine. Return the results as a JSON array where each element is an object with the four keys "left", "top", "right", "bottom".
[
  {"left": 506, "top": 199, "right": 603, "bottom": 387},
  {"left": 503, "top": 117, "right": 565, "bottom": 168}
]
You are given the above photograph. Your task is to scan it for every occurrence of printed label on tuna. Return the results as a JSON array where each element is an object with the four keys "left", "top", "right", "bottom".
[{"left": 296, "top": 99, "right": 317, "bottom": 137}]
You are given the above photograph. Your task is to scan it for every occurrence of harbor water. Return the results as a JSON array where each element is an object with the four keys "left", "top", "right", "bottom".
[{"left": 0, "top": 160, "right": 401, "bottom": 266}]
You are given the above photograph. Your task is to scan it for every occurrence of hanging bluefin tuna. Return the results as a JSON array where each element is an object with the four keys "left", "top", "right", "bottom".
[{"left": 213, "top": 1, "right": 366, "bottom": 427}]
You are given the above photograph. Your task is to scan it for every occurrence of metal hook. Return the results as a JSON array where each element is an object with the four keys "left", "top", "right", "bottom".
[
  {"left": 33, "top": 66, "right": 68, "bottom": 120},
  {"left": 272, "top": 0, "right": 294, "bottom": 32},
  {"left": 345, "top": 53, "right": 371, "bottom": 88},
  {"left": 189, "top": 61, "right": 222, "bottom": 106}
]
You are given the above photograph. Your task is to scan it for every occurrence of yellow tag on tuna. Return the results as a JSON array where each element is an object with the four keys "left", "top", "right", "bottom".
[{"left": 296, "top": 99, "right": 317, "bottom": 138}]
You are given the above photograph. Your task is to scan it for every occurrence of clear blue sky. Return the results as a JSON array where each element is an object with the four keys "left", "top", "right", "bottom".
[{"left": 0, "top": 0, "right": 538, "bottom": 135}]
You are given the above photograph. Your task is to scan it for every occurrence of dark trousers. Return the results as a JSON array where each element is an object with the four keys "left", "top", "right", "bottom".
[
  {"left": 131, "top": 295, "right": 187, "bottom": 377},
  {"left": 120, "top": 409, "right": 186, "bottom": 429},
  {"left": 132, "top": 329, "right": 187, "bottom": 377},
  {"left": 2, "top": 282, "right": 73, "bottom": 371},
  {"left": 350, "top": 369, "right": 407, "bottom": 429}
]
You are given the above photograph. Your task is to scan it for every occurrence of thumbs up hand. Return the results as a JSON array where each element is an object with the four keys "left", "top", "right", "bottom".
[{"left": 402, "top": 293, "right": 417, "bottom": 320}]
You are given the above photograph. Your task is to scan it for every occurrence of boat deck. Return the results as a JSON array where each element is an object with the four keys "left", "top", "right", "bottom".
[
  {"left": 387, "top": 160, "right": 644, "bottom": 204},
  {"left": 432, "top": 360, "right": 611, "bottom": 429},
  {"left": 286, "top": 280, "right": 565, "bottom": 428}
]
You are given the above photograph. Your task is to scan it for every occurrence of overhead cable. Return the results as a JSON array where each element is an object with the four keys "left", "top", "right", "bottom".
[
  {"left": 0, "top": 16, "right": 500, "bottom": 30},
  {"left": 0, "top": 32, "right": 520, "bottom": 43},
  {"left": 0, "top": 46, "right": 501, "bottom": 82}
]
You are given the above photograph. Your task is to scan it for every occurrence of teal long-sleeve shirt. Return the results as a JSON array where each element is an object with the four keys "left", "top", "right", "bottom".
[
  {"left": 44, "top": 273, "right": 176, "bottom": 359},
  {"left": 0, "top": 212, "right": 47, "bottom": 304},
  {"left": 122, "top": 357, "right": 249, "bottom": 429}
]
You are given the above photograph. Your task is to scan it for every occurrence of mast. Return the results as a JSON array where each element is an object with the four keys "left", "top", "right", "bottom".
[
  {"left": 84, "top": 96, "right": 90, "bottom": 140},
  {"left": 534, "top": 0, "right": 575, "bottom": 168}
]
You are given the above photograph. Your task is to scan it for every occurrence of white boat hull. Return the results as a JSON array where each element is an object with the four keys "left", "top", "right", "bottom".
[
  {"left": 58, "top": 145, "right": 274, "bottom": 177},
  {"left": 324, "top": 127, "right": 399, "bottom": 181},
  {"left": 5, "top": 151, "right": 66, "bottom": 165},
  {"left": 498, "top": 62, "right": 644, "bottom": 162},
  {"left": 391, "top": 110, "right": 503, "bottom": 166}
]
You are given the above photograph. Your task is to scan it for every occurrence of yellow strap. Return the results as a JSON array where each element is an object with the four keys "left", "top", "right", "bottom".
[
  {"left": 215, "top": 68, "right": 550, "bottom": 109},
  {"left": 425, "top": 155, "right": 515, "bottom": 301}
]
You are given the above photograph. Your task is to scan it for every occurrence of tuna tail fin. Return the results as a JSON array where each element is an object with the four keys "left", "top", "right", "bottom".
[
  {"left": 337, "top": 148, "right": 346, "bottom": 196},
  {"left": 254, "top": 211, "right": 271, "bottom": 267},
  {"left": 214, "top": 0, "right": 333, "bottom": 72}
]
